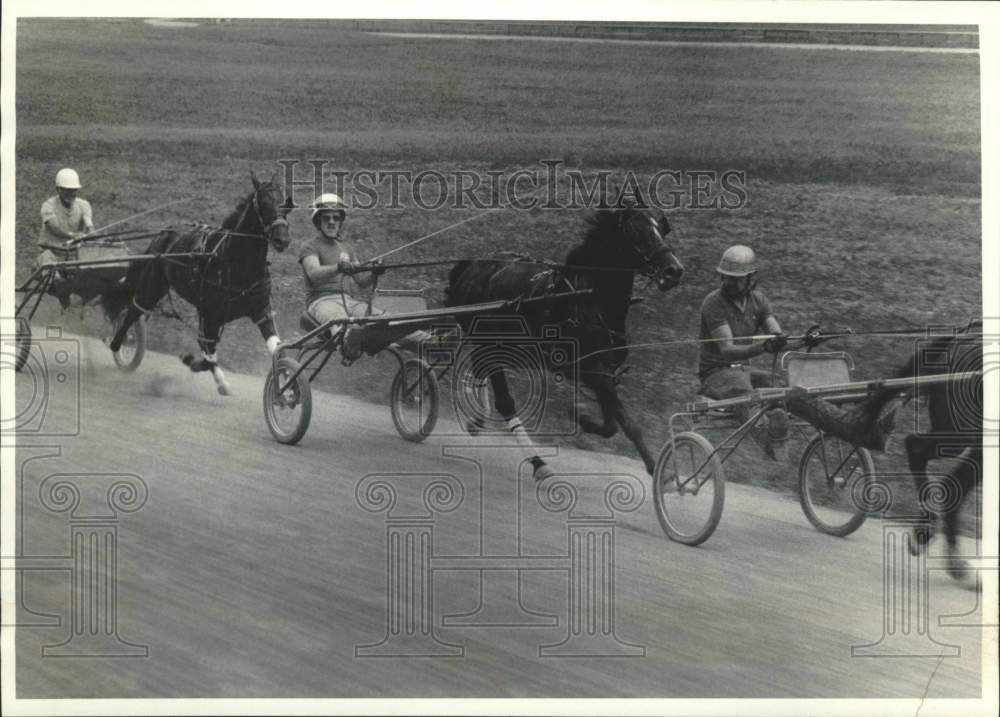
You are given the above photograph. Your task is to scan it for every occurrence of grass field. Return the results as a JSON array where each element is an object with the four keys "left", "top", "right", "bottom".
[{"left": 12, "top": 19, "right": 983, "bottom": 512}]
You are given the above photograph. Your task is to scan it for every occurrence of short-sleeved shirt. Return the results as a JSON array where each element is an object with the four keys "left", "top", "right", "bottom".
[
  {"left": 697, "top": 288, "right": 775, "bottom": 379},
  {"left": 298, "top": 234, "right": 362, "bottom": 303},
  {"left": 39, "top": 196, "right": 93, "bottom": 247}
]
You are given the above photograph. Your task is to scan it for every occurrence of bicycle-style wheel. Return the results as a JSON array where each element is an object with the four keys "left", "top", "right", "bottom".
[
  {"left": 390, "top": 357, "right": 439, "bottom": 442},
  {"left": 798, "top": 433, "right": 873, "bottom": 536},
  {"left": 11, "top": 320, "right": 32, "bottom": 372},
  {"left": 653, "top": 431, "right": 726, "bottom": 546},
  {"left": 263, "top": 356, "right": 312, "bottom": 445},
  {"left": 111, "top": 310, "right": 146, "bottom": 372}
]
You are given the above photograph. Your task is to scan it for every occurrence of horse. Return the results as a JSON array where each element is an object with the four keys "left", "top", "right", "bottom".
[
  {"left": 897, "top": 328, "right": 983, "bottom": 587},
  {"left": 445, "top": 198, "right": 684, "bottom": 480},
  {"left": 855, "top": 324, "right": 983, "bottom": 587},
  {"left": 107, "top": 172, "right": 292, "bottom": 395}
]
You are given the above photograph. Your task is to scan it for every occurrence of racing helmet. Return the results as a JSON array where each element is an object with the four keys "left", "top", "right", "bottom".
[
  {"left": 55, "top": 168, "right": 82, "bottom": 190},
  {"left": 717, "top": 245, "right": 757, "bottom": 277},
  {"left": 310, "top": 193, "right": 347, "bottom": 227}
]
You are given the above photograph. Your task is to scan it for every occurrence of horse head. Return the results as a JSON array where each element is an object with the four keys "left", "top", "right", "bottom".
[
  {"left": 249, "top": 171, "right": 293, "bottom": 252},
  {"left": 587, "top": 187, "right": 683, "bottom": 292}
]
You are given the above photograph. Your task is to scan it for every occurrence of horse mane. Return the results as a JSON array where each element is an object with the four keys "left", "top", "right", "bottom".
[
  {"left": 221, "top": 191, "right": 253, "bottom": 230},
  {"left": 444, "top": 260, "right": 472, "bottom": 307}
]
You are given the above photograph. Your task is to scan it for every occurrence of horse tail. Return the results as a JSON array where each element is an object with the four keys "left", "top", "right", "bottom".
[{"left": 445, "top": 260, "right": 472, "bottom": 307}]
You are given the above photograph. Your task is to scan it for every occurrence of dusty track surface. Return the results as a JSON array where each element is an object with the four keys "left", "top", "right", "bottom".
[{"left": 10, "top": 334, "right": 984, "bottom": 699}]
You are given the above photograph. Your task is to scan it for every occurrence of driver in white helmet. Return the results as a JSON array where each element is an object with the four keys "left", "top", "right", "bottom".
[
  {"left": 37, "top": 168, "right": 95, "bottom": 307},
  {"left": 299, "top": 193, "right": 382, "bottom": 323},
  {"left": 299, "top": 193, "right": 399, "bottom": 360},
  {"left": 698, "top": 245, "right": 893, "bottom": 457}
]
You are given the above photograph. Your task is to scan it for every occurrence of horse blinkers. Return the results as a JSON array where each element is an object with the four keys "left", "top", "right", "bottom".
[
  {"left": 252, "top": 187, "right": 292, "bottom": 252},
  {"left": 626, "top": 210, "right": 683, "bottom": 291}
]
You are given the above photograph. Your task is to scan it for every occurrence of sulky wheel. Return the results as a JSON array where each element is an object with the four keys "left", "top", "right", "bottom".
[
  {"left": 111, "top": 310, "right": 146, "bottom": 372},
  {"left": 12, "top": 320, "right": 32, "bottom": 372},
  {"left": 263, "top": 356, "right": 312, "bottom": 445},
  {"left": 653, "top": 431, "right": 726, "bottom": 546},
  {"left": 390, "top": 357, "right": 439, "bottom": 442},
  {"left": 798, "top": 432, "right": 873, "bottom": 536}
]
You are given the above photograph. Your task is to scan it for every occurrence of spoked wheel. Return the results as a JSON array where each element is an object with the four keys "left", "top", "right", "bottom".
[
  {"left": 12, "top": 320, "right": 32, "bottom": 372},
  {"left": 263, "top": 356, "right": 312, "bottom": 445},
  {"left": 390, "top": 358, "right": 439, "bottom": 442},
  {"left": 653, "top": 431, "right": 726, "bottom": 546},
  {"left": 111, "top": 310, "right": 146, "bottom": 372},
  {"left": 798, "top": 433, "right": 873, "bottom": 536}
]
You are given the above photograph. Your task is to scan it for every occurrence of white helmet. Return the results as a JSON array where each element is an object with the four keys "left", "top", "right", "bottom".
[
  {"left": 717, "top": 245, "right": 757, "bottom": 277},
  {"left": 55, "top": 168, "right": 82, "bottom": 189},
  {"left": 310, "top": 193, "right": 347, "bottom": 226}
]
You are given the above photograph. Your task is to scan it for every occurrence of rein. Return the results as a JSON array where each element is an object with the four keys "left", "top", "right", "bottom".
[{"left": 571, "top": 324, "right": 984, "bottom": 366}]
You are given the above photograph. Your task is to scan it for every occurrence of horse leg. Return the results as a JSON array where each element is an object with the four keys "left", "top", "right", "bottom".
[
  {"left": 253, "top": 308, "right": 281, "bottom": 354},
  {"left": 904, "top": 433, "right": 937, "bottom": 555},
  {"left": 180, "top": 315, "right": 231, "bottom": 396},
  {"left": 108, "top": 262, "right": 168, "bottom": 352},
  {"left": 460, "top": 369, "right": 490, "bottom": 435},
  {"left": 490, "top": 370, "right": 552, "bottom": 481},
  {"left": 577, "top": 377, "right": 620, "bottom": 439},
  {"left": 940, "top": 447, "right": 980, "bottom": 586},
  {"left": 612, "top": 395, "right": 656, "bottom": 476}
]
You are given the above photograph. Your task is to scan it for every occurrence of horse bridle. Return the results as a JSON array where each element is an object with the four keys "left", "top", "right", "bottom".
[
  {"left": 627, "top": 214, "right": 674, "bottom": 280},
  {"left": 238, "top": 184, "right": 289, "bottom": 243}
]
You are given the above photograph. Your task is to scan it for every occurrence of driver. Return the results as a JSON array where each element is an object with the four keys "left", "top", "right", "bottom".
[
  {"left": 299, "top": 193, "right": 427, "bottom": 360},
  {"left": 37, "top": 168, "right": 95, "bottom": 307},
  {"left": 698, "top": 245, "right": 893, "bottom": 458}
]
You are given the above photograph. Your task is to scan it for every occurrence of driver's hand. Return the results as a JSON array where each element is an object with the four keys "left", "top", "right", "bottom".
[
  {"left": 336, "top": 261, "right": 357, "bottom": 276},
  {"left": 370, "top": 259, "right": 387, "bottom": 277},
  {"left": 803, "top": 325, "right": 823, "bottom": 348},
  {"left": 763, "top": 334, "right": 788, "bottom": 354}
]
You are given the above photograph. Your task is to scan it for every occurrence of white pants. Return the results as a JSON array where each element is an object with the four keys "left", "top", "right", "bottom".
[{"left": 307, "top": 294, "right": 381, "bottom": 325}]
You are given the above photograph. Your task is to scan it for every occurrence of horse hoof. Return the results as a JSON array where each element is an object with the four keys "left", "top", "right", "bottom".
[
  {"left": 907, "top": 528, "right": 931, "bottom": 556},
  {"left": 217, "top": 383, "right": 232, "bottom": 396},
  {"left": 534, "top": 464, "right": 555, "bottom": 482},
  {"left": 181, "top": 353, "right": 195, "bottom": 367}
]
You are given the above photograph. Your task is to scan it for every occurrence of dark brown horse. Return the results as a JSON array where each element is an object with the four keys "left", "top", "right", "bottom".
[
  {"left": 446, "top": 200, "right": 684, "bottom": 480},
  {"left": 898, "top": 328, "right": 983, "bottom": 587},
  {"left": 108, "top": 173, "right": 291, "bottom": 394},
  {"left": 855, "top": 324, "right": 983, "bottom": 587}
]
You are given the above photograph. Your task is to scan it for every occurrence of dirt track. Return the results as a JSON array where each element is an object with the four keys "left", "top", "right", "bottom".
[{"left": 11, "top": 335, "right": 984, "bottom": 699}]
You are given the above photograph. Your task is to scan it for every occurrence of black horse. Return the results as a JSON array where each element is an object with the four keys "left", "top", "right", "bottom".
[
  {"left": 445, "top": 200, "right": 684, "bottom": 480},
  {"left": 854, "top": 325, "right": 982, "bottom": 586},
  {"left": 897, "top": 328, "right": 983, "bottom": 587},
  {"left": 108, "top": 173, "right": 291, "bottom": 394}
]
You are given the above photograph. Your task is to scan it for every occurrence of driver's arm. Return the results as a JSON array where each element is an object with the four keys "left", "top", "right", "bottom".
[
  {"left": 41, "top": 219, "right": 79, "bottom": 242},
  {"left": 710, "top": 322, "right": 771, "bottom": 361},
  {"left": 301, "top": 254, "right": 348, "bottom": 283}
]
